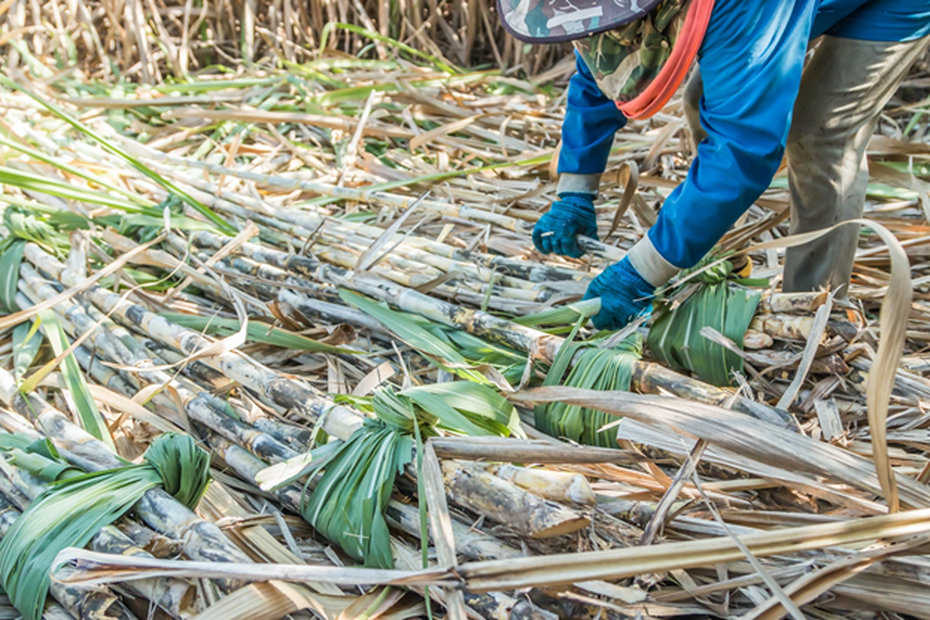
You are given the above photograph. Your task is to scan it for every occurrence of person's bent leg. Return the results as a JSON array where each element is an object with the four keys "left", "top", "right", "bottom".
[
  {"left": 682, "top": 67, "right": 706, "bottom": 155},
  {"left": 784, "top": 34, "right": 930, "bottom": 295}
]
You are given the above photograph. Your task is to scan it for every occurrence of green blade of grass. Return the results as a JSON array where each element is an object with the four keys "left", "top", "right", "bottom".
[
  {"left": 319, "top": 23, "right": 459, "bottom": 75},
  {"left": 340, "top": 289, "right": 488, "bottom": 384},
  {"left": 0, "top": 134, "right": 153, "bottom": 206}
]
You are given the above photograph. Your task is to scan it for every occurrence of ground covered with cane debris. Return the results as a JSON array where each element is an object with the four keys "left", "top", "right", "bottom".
[{"left": 0, "top": 13, "right": 928, "bottom": 620}]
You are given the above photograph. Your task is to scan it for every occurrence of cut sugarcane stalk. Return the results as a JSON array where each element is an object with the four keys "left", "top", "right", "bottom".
[
  {"left": 485, "top": 464, "right": 596, "bottom": 506},
  {"left": 441, "top": 461, "right": 590, "bottom": 538}
]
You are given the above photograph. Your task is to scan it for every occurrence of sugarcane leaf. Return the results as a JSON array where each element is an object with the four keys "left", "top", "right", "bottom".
[
  {"left": 256, "top": 442, "right": 342, "bottom": 491},
  {"left": 0, "top": 76, "right": 235, "bottom": 234},
  {"left": 0, "top": 134, "right": 152, "bottom": 206},
  {"left": 299, "top": 419, "right": 411, "bottom": 568},
  {"left": 401, "top": 389, "right": 498, "bottom": 437},
  {"left": 515, "top": 298, "right": 601, "bottom": 327},
  {"left": 540, "top": 335, "right": 642, "bottom": 448},
  {"left": 6, "top": 448, "right": 82, "bottom": 482},
  {"left": 648, "top": 279, "right": 760, "bottom": 387},
  {"left": 35, "top": 310, "right": 115, "bottom": 449},
  {"left": 12, "top": 320, "right": 42, "bottom": 382},
  {"left": 402, "top": 382, "right": 525, "bottom": 438},
  {"left": 0, "top": 241, "right": 25, "bottom": 313}
]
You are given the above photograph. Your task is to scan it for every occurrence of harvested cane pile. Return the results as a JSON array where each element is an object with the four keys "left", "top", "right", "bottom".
[{"left": 0, "top": 47, "right": 927, "bottom": 620}]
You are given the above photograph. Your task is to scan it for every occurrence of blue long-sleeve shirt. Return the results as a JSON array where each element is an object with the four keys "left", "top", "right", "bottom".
[{"left": 558, "top": 0, "right": 930, "bottom": 269}]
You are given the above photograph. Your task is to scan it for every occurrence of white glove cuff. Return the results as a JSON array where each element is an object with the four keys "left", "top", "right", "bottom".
[
  {"left": 627, "top": 236, "right": 681, "bottom": 288},
  {"left": 557, "top": 173, "right": 601, "bottom": 196}
]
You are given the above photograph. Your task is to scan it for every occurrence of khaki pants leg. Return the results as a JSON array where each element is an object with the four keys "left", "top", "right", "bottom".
[
  {"left": 783, "top": 35, "right": 930, "bottom": 295},
  {"left": 683, "top": 68, "right": 707, "bottom": 155}
]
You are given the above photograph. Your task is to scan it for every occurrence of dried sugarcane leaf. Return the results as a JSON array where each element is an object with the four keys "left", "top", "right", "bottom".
[
  {"left": 517, "top": 387, "right": 930, "bottom": 508},
  {"left": 53, "top": 548, "right": 454, "bottom": 587},
  {"left": 744, "top": 218, "right": 912, "bottom": 510}
]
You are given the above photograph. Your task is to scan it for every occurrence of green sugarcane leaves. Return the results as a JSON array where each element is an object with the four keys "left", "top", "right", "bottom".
[
  {"left": 649, "top": 262, "right": 761, "bottom": 387},
  {"left": 0, "top": 240, "right": 26, "bottom": 313},
  {"left": 1, "top": 436, "right": 83, "bottom": 483},
  {"left": 537, "top": 335, "right": 642, "bottom": 448},
  {"left": 0, "top": 433, "right": 209, "bottom": 620},
  {"left": 402, "top": 382, "right": 525, "bottom": 438},
  {"left": 162, "top": 312, "right": 361, "bottom": 355},
  {"left": 298, "top": 419, "right": 412, "bottom": 569}
]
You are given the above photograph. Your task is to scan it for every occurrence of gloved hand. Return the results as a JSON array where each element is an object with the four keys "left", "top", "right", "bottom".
[
  {"left": 583, "top": 257, "right": 656, "bottom": 331},
  {"left": 532, "top": 193, "right": 598, "bottom": 259}
]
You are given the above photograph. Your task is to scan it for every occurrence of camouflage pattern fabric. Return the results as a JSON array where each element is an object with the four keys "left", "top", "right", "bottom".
[
  {"left": 573, "top": 0, "right": 689, "bottom": 103},
  {"left": 497, "top": 0, "right": 664, "bottom": 44}
]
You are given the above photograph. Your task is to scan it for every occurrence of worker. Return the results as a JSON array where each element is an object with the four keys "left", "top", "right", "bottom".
[{"left": 498, "top": 0, "right": 930, "bottom": 330}]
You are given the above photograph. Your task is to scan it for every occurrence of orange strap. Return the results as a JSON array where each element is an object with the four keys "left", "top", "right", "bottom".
[{"left": 617, "top": 0, "right": 716, "bottom": 120}]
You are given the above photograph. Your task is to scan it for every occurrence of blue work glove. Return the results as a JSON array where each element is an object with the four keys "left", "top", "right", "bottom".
[
  {"left": 532, "top": 193, "right": 598, "bottom": 259},
  {"left": 583, "top": 257, "right": 656, "bottom": 331}
]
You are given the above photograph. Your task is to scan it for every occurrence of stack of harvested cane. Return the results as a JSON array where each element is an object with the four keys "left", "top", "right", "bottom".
[{"left": 0, "top": 52, "right": 926, "bottom": 620}]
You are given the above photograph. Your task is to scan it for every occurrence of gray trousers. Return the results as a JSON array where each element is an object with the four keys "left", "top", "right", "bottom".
[{"left": 684, "top": 35, "right": 930, "bottom": 295}]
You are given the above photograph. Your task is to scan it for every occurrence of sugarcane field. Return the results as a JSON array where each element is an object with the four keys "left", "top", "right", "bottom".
[{"left": 0, "top": 1, "right": 929, "bottom": 619}]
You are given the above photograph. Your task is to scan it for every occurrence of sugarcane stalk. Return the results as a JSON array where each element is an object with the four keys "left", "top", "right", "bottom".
[
  {"left": 751, "top": 314, "right": 817, "bottom": 341},
  {"left": 15, "top": 276, "right": 190, "bottom": 428},
  {"left": 0, "top": 463, "right": 195, "bottom": 618},
  {"left": 441, "top": 461, "right": 590, "bottom": 538},
  {"left": 485, "top": 464, "right": 596, "bottom": 506},
  {"left": 253, "top": 223, "right": 564, "bottom": 301},
  {"left": 187, "top": 231, "right": 566, "bottom": 358},
  {"left": 114, "top": 521, "right": 184, "bottom": 559},
  {"left": 185, "top": 232, "right": 793, "bottom": 425},
  {"left": 182, "top": 240, "right": 546, "bottom": 315}
]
